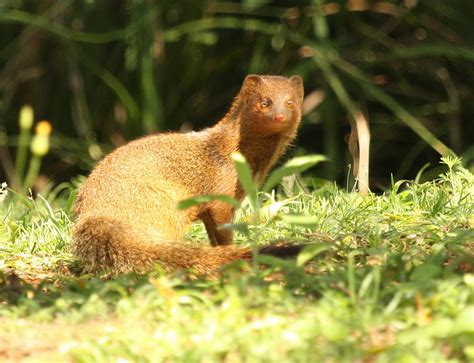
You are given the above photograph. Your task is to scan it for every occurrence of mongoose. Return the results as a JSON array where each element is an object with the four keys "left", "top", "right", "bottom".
[{"left": 72, "top": 75, "right": 304, "bottom": 275}]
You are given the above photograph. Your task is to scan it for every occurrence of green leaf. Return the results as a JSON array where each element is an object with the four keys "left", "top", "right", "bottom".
[
  {"left": 454, "top": 306, "right": 474, "bottom": 333},
  {"left": 414, "top": 163, "right": 431, "bottom": 184},
  {"left": 258, "top": 198, "right": 295, "bottom": 221},
  {"left": 262, "top": 155, "right": 326, "bottom": 193},
  {"left": 281, "top": 214, "right": 319, "bottom": 226},
  {"left": 65, "top": 189, "right": 78, "bottom": 214},
  {"left": 297, "top": 243, "right": 331, "bottom": 267},
  {"left": 232, "top": 152, "right": 258, "bottom": 210},
  {"left": 177, "top": 194, "right": 240, "bottom": 210}
]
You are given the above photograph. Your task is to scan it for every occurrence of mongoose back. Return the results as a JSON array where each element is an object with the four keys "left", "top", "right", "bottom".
[{"left": 72, "top": 75, "right": 304, "bottom": 275}]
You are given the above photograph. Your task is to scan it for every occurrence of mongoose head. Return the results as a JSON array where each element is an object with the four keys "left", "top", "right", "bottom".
[{"left": 239, "top": 75, "right": 304, "bottom": 136}]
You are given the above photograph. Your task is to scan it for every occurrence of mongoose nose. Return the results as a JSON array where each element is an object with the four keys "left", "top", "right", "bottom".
[{"left": 274, "top": 113, "right": 286, "bottom": 122}]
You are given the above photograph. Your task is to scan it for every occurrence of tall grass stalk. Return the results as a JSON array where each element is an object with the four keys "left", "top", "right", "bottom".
[
  {"left": 22, "top": 121, "right": 52, "bottom": 193},
  {"left": 14, "top": 105, "right": 33, "bottom": 190}
]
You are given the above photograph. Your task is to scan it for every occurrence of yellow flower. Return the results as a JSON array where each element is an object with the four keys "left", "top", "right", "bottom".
[
  {"left": 19, "top": 105, "right": 34, "bottom": 130},
  {"left": 30, "top": 121, "right": 52, "bottom": 156},
  {"left": 36, "top": 120, "right": 53, "bottom": 136}
]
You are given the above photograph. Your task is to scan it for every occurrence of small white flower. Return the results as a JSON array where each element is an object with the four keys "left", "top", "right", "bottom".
[{"left": 0, "top": 182, "right": 7, "bottom": 202}]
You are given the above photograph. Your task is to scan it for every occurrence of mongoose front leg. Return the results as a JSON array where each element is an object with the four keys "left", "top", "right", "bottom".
[{"left": 200, "top": 205, "right": 234, "bottom": 246}]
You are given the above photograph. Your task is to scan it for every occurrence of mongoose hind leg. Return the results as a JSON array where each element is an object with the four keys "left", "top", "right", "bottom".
[{"left": 200, "top": 203, "right": 234, "bottom": 246}]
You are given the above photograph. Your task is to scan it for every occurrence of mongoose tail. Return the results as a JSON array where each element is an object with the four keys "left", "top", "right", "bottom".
[{"left": 73, "top": 216, "right": 309, "bottom": 275}]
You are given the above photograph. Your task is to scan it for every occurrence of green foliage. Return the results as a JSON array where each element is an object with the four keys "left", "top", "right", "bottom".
[
  {"left": 180, "top": 152, "right": 325, "bottom": 272},
  {"left": 263, "top": 154, "right": 327, "bottom": 193},
  {"left": 1, "top": 159, "right": 473, "bottom": 361},
  {"left": 232, "top": 152, "right": 259, "bottom": 212}
]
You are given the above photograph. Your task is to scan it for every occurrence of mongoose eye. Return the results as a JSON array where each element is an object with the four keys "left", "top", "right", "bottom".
[
  {"left": 260, "top": 99, "right": 271, "bottom": 108},
  {"left": 286, "top": 99, "right": 294, "bottom": 107}
]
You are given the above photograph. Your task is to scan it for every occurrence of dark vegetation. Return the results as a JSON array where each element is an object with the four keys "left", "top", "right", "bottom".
[{"left": 0, "top": 0, "right": 473, "bottom": 192}]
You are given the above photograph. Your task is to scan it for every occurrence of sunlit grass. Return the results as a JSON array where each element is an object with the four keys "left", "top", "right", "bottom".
[{"left": 0, "top": 158, "right": 473, "bottom": 362}]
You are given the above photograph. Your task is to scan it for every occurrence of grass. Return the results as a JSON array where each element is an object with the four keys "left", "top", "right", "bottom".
[{"left": 0, "top": 157, "right": 473, "bottom": 362}]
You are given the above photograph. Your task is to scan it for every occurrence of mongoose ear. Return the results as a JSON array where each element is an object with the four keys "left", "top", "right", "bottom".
[
  {"left": 243, "top": 74, "right": 263, "bottom": 87},
  {"left": 241, "top": 75, "right": 263, "bottom": 102},
  {"left": 290, "top": 76, "right": 304, "bottom": 103}
]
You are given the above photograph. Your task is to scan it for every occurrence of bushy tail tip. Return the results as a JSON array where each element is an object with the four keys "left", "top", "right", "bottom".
[{"left": 258, "top": 242, "right": 310, "bottom": 259}]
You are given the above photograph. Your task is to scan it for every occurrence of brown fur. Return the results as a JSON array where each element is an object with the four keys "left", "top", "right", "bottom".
[{"left": 72, "top": 75, "right": 304, "bottom": 275}]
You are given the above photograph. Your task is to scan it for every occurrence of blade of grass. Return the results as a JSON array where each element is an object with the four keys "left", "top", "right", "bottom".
[
  {"left": 347, "top": 251, "right": 361, "bottom": 306},
  {"left": 232, "top": 152, "right": 258, "bottom": 211},
  {"left": 164, "top": 17, "right": 281, "bottom": 41},
  {"left": 373, "top": 44, "right": 474, "bottom": 63},
  {"left": 285, "top": 25, "right": 456, "bottom": 158},
  {"left": 0, "top": 1, "right": 73, "bottom": 60},
  {"left": 14, "top": 106, "right": 34, "bottom": 190},
  {"left": 307, "top": 6, "right": 370, "bottom": 194},
  {"left": 177, "top": 195, "right": 241, "bottom": 210},
  {"left": 134, "top": 2, "right": 163, "bottom": 132},
  {"left": 296, "top": 242, "right": 331, "bottom": 267},
  {"left": 77, "top": 51, "right": 140, "bottom": 121},
  {"left": 0, "top": 9, "right": 134, "bottom": 44},
  {"left": 331, "top": 56, "right": 456, "bottom": 157}
]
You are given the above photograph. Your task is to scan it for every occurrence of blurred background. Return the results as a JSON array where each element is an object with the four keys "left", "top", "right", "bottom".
[{"left": 0, "top": 0, "right": 473, "bottom": 193}]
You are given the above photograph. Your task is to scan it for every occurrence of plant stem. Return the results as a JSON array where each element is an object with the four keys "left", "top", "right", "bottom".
[
  {"left": 15, "top": 128, "right": 31, "bottom": 190},
  {"left": 22, "top": 154, "right": 42, "bottom": 194}
]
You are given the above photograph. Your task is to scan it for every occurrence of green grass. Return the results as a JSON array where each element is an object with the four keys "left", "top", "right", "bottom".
[{"left": 1, "top": 157, "right": 473, "bottom": 362}]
